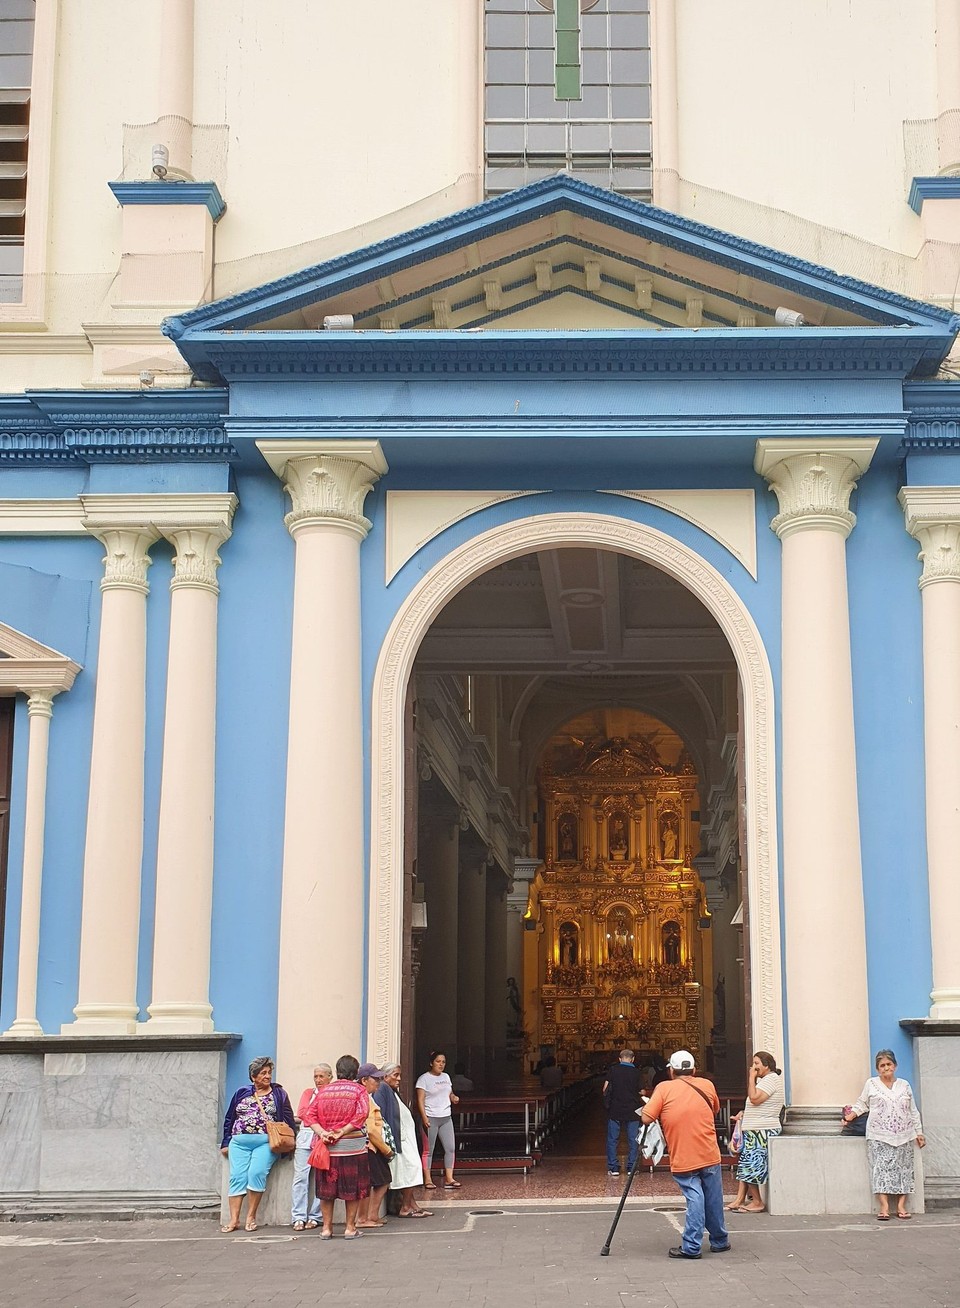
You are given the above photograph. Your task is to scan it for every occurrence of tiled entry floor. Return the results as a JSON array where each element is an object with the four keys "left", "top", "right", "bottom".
[{"left": 429, "top": 1090, "right": 738, "bottom": 1203}]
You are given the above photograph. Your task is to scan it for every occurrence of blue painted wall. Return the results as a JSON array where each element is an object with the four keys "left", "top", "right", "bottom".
[{"left": 0, "top": 362, "right": 946, "bottom": 1098}]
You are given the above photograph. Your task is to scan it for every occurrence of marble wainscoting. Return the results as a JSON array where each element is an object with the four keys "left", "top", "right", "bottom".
[
  {"left": 902, "top": 1020, "right": 960, "bottom": 1205},
  {"left": 0, "top": 1034, "right": 238, "bottom": 1218}
]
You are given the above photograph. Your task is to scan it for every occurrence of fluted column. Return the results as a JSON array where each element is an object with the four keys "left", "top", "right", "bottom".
[
  {"left": 258, "top": 439, "right": 387, "bottom": 1091},
  {"left": 69, "top": 520, "right": 159, "bottom": 1033},
  {"left": 4, "top": 681, "right": 76, "bottom": 1036},
  {"left": 144, "top": 497, "right": 237, "bottom": 1032},
  {"left": 755, "top": 438, "right": 877, "bottom": 1117},
  {"left": 900, "top": 488, "right": 960, "bottom": 1017}
]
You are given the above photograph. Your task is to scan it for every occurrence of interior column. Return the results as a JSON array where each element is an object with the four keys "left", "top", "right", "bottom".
[
  {"left": 145, "top": 499, "right": 237, "bottom": 1031},
  {"left": 259, "top": 439, "right": 386, "bottom": 1093},
  {"left": 457, "top": 852, "right": 488, "bottom": 1070},
  {"left": 755, "top": 438, "right": 876, "bottom": 1119},
  {"left": 417, "top": 814, "right": 461, "bottom": 1057},
  {"left": 484, "top": 870, "right": 509, "bottom": 1080},
  {"left": 900, "top": 488, "right": 960, "bottom": 1017},
  {"left": 69, "top": 515, "right": 159, "bottom": 1033}
]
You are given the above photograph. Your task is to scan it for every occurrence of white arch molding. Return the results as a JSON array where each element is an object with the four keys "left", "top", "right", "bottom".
[{"left": 366, "top": 512, "right": 784, "bottom": 1064}]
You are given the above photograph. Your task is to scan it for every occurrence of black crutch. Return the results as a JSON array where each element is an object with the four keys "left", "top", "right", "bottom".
[{"left": 600, "top": 1121, "right": 650, "bottom": 1256}]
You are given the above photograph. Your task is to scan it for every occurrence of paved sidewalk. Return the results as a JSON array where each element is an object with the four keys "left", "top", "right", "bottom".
[{"left": 1, "top": 1200, "right": 957, "bottom": 1308}]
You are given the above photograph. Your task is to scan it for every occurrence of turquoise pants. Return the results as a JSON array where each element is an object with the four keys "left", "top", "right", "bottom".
[{"left": 228, "top": 1133, "right": 276, "bottom": 1196}]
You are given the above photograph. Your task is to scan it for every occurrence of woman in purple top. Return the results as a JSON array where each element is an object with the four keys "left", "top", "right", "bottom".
[{"left": 220, "top": 1055, "right": 296, "bottom": 1232}]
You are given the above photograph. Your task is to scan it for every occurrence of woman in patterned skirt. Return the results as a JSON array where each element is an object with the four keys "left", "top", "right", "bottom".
[
  {"left": 302, "top": 1054, "right": 370, "bottom": 1239},
  {"left": 728, "top": 1050, "right": 785, "bottom": 1213},
  {"left": 843, "top": 1049, "right": 926, "bottom": 1220}
]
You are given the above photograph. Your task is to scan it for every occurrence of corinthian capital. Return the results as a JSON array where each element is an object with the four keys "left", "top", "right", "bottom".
[
  {"left": 166, "top": 525, "right": 230, "bottom": 593},
  {"left": 85, "top": 525, "right": 160, "bottom": 593},
  {"left": 754, "top": 439, "right": 878, "bottom": 540},
  {"left": 899, "top": 486, "right": 960, "bottom": 587},
  {"left": 257, "top": 439, "right": 388, "bottom": 539}
]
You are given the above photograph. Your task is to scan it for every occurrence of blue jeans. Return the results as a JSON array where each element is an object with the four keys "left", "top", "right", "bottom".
[
  {"left": 672, "top": 1164, "right": 729, "bottom": 1255},
  {"left": 606, "top": 1117, "right": 639, "bottom": 1172},
  {"left": 291, "top": 1142, "right": 321, "bottom": 1223}
]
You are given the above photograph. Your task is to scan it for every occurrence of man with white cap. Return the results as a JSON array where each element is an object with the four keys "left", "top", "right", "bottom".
[{"left": 640, "top": 1049, "right": 730, "bottom": 1259}]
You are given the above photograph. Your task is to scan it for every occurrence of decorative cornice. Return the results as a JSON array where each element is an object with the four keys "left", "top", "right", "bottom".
[
  {"left": 899, "top": 486, "right": 960, "bottom": 587},
  {"left": 173, "top": 326, "right": 952, "bottom": 385},
  {"left": 908, "top": 176, "right": 960, "bottom": 214},
  {"left": 754, "top": 438, "right": 879, "bottom": 539},
  {"left": 0, "top": 389, "right": 233, "bottom": 465},
  {"left": 256, "top": 439, "right": 388, "bottom": 538},
  {"left": 108, "top": 180, "right": 226, "bottom": 222}
]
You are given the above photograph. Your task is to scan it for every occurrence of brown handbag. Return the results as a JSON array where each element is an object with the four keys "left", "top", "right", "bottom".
[{"left": 256, "top": 1093, "right": 297, "bottom": 1155}]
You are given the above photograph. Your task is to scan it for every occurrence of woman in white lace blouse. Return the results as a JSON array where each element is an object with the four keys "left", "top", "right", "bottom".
[{"left": 843, "top": 1049, "right": 925, "bottom": 1220}]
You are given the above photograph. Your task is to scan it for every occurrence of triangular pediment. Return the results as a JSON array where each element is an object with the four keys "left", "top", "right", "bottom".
[
  {"left": 0, "top": 622, "right": 81, "bottom": 694},
  {"left": 166, "top": 176, "right": 958, "bottom": 378}
]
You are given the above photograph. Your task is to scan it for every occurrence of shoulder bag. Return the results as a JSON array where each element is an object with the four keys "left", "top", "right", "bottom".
[{"left": 256, "top": 1092, "right": 296, "bottom": 1155}]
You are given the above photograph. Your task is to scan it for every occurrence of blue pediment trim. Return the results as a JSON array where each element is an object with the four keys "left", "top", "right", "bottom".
[
  {"left": 907, "top": 176, "right": 960, "bottom": 214},
  {"left": 180, "top": 325, "right": 951, "bottom": 382},
  {"left": 108, "top": 181, "right": 226, "bottom": 222},
  {"left": 0, "top": 389, "right": 233, "bottom": 464},
  {"left": 165, "top": 176, "right": 958, "bottom": 344}
]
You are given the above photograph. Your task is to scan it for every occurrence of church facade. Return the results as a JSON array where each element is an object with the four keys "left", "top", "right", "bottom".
[{"left": 3, "top": 0, "right": 960, "bottom": 1214}]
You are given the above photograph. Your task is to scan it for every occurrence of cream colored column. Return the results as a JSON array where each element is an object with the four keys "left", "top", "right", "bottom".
[
  {"left": 259, "top": 439, "right": 387, "bottom": 1091},
  {"left": 69, "top": 519, "right": 159, "bottom": 1033},
  {"left": 651, "top": 0, "right": 679, "bottom": 210},
  {"left": 144, "top": 497, "right": 237, "bottom": 1032},
  {"left": 755, "top": 439, "right": 877, "bottom": 1118},
  {"left": 900, "top": 487, "right": 960, "bottom": 1018},
  {"left": 158, "top": 0, "right": 195, "bottom": 176},
  {"left": 4, "top": 687, "right": 73, "bottom": 1036}
]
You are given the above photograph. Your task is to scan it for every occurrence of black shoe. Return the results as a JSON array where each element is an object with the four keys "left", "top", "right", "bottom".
[
  {"left": 668, "top": 1247, "right": 701, "bottom": 1259},
  {"left": 710, "top": 1244, "right": 731, "bottom": 1253}
]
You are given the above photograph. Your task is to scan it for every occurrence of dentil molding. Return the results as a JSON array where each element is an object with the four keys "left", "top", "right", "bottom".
[
  {"left": 899, "top": 486, "right": 960, "bottom": 587},
  {"left": 754, "top": 439, "right": 879, "bottom": 539},
  {"left": 257, "top": 439, "right": 388, "bottom": 538}
]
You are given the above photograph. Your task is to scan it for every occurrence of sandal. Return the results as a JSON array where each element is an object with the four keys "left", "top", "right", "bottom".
[
  {"left": 896, "top": 1212, "right": 912, "bottom": 1220},
  {"left": 244, "top": 1222, "right": 258, "bottom": 1232},
  {"left": 876, "top": 1213, "right": 890, "bottom": 1222},
  {"left": 398, "top": 1210, "right": 429, "bottom": 1218},
  {"left": 443, "top": 1179, "right": 461, "bottom": 1188},
  {"left": 320, "top": 1231, "right": 333, "bottom": 1240},
  {"left": 292, "top": 1221, "right": 306, "bottom": 1232},
  {"left": 305, "top": 1220, "right": 319, "bottom": 1230},
  {"left": 343, "top": 1229, "right": 363, "bottom": 1240},
  {"left": 220, "top": 1223, "right": 239, "bottom": 1233}
]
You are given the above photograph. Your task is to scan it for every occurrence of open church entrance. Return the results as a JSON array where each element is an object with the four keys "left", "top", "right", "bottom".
[{"left": 404, "top": 545, "right": 750, "bottom": 1187}]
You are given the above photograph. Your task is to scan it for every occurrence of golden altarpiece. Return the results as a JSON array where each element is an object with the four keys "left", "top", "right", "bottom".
[{"left": 525, "top": 737, "right": 711, "bottom": 1075}]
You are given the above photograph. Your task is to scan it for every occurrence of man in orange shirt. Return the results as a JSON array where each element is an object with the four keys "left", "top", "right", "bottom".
[{"left": 641, "top": 1049, "right": 730, "bottom": 1259}]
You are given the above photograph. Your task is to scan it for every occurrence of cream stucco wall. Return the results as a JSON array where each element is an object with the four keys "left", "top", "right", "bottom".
[
  {"left": 671, "top": 0, "right": 940, "bottom": 260},
  {"left": 2, "top": 0, "right": 959, "bottom": 389}
]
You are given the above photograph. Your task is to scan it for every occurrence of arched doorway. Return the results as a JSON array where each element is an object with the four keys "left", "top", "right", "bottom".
[{"left": 367, "top": 513, "right": 782, "bottom": 1078}]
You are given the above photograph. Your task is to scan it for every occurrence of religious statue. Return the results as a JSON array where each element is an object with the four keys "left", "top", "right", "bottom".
[
  {"left": 609, "top": 811, "right": 628, "bottom": 858},
  {"left": 662, "top": 920, "right": 681, "bottom": 966},
  {"left": 609, "top": 908, "right": 632, "bottom": 960},
  {"left": 558, "top": 815, "right": 577, "bottom": 859},
  {"left": 559, "top": 922, "right": 579, "bottom": 967},
  {"left": 507, "top": 975, "right": 522, "bottom": 1024},
  {"left": 714, "top": 973, "right": 726, "bottom": 1033},
  {"left": 661, "top": 817, "right": 678, "bottom": 861}
]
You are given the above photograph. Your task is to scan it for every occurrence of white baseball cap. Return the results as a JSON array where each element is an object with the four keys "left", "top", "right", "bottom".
[{"left": 669, "top": 1049, "right": 695, "bottom": 1071}]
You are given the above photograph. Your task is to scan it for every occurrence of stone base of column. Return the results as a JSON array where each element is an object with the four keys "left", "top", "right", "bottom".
[
  {"left": 768, "top": 1131, "right": 925, "bottom": 1215},
  {"left": 901, "top": 1018, "right": 960, "bottom": 1203},
  {"left": 0, "top": 1033, "right": 239, "bottom": 1213},
  {"left": 141, "top": 1003, "right": 214, "bottom": 1034},
  {"left": 2, "top": 1018, "right": 44, "bottom": 1037},
  {"left": 929, "top": 991, "right": 960, "bottom": 1020},
  {"left": 65, "top": 1003, "right": 140, "bottom": 1035}
]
